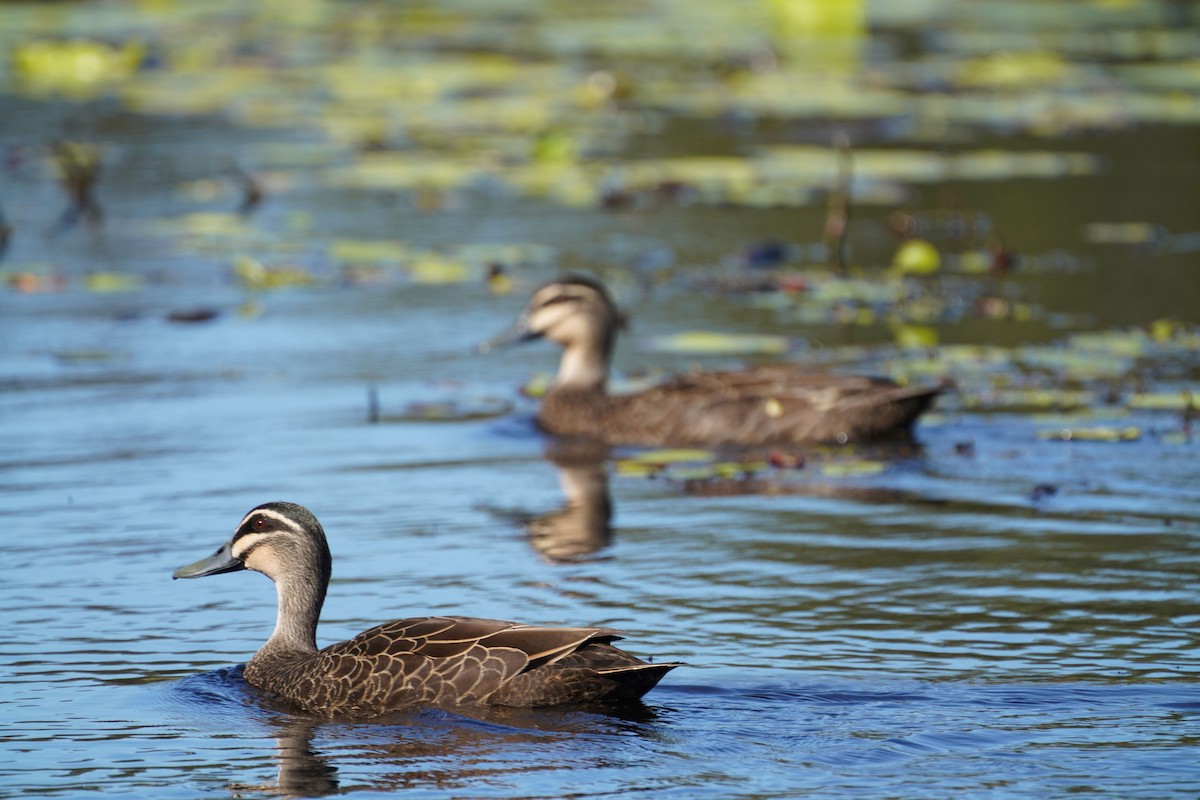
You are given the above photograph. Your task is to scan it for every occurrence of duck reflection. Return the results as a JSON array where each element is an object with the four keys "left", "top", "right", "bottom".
[
  {"left": 244, "top": 700, "right": 662, "bottom": 798},
  {"left": 265, "top": 717, "right": 339, "bottom": 798},
  {"left": 527, "top": 441, "right": 613, "bottom": 563},
  {"left": 507, "top": 439, "right": 935, "bottom": 563}
]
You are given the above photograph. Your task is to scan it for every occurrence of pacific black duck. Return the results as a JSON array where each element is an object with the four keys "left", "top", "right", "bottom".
[
  {"left": 488, "top": 275, "right": 942, "bottom": 446},
  {"left": 173, "top": 501, "right": 679, "bottom": 716}
]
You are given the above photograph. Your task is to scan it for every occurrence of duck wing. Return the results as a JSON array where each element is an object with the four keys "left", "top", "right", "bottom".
[
  {"left": 611, "top": 367, "right": 940, "bottom": 445},
  {"left": 281, "top": 616, "right": 675, "bottom": 713},
  {"left": 660, "top": 365, "right": 899, "bottom": 395}
]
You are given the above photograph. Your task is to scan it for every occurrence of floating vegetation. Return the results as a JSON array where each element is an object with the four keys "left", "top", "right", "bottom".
[
  {"left": 82, "top": 272, "right": 141, "bottom": 293},
  {"left": 12, "top": 38, "right": 145, "bottom": 98},
  {"left": 1037, "top": 426, "right": 1142, "bottom": 443},
  {"left": 609, "top": 442, "right": 909, "bottom": 491},
  {"left": 1128, "top": 391, "right": 1196, "bottom": 411},
  {"left": 645, "top": 331, "right": 792, "bottom": 356},
  {"left": 232, "top": 255, "right": 317, "bottom": 292},
  {"left": 1, "top": 0, "right": 1197, "bottom": 474},
  {"left": 392, "top": 397, "right": 513, "bottom": 423},
  {"left": 333, "top": 241, "right": 556, "bottom": 286}
]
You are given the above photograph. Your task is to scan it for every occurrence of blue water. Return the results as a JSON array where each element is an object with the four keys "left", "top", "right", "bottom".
[{"left": 3, "top": 280, "right": 1198, "bottom": 798}]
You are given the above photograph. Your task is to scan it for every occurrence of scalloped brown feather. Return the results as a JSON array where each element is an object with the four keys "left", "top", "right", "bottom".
[
  {"left": 538, "top": 366, "right": 941, "bottom": 446},
  {"left": 243, "top": 615, "right": 678, "bottom": 716}
]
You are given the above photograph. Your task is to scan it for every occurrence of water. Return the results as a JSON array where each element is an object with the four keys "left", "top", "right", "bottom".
[
  {"left": 3, "top": 270, "right": 1198, "bottom": 798},
  {"left": 3, "top": 2, "right": 1200, "bottom": 797}
]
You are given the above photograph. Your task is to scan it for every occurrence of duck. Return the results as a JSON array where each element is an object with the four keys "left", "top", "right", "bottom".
[
  {"left": 173, "top": 501, "right": 679, "bottom": 716},
  {"left": 486, "top": 274, "right": 941, "bottom": 447}
]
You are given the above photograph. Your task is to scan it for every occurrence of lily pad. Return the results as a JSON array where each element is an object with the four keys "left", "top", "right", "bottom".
[
  {"left": 646, "top": 331, "right": 791, "bottom": 356},
  {"left": 83, "top": 272, "right": 141, "bottom": 293},
  {"left": 1037, "top": 426, "right": 1141, "bottom": 442},
  {"left": 622, "top": 449, "right": 716, "bottom": 465},
  {"left": 818, "top": 459, "right": 887, "bottom": 478},
  {"left": 394, "top": 397, "right": 513, "bottom": 423},
  {"left": 233, "top": 256, "right": 317, "bottom": 291},
  {"left": 1127, "top": 391, "right": 1196, "bottom": 411}
]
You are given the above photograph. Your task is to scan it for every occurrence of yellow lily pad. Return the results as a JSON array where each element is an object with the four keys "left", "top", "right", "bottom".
[
  {"left": 957, "top": 52, "right": 1073, "bottom": 89},
  {"left": 233, "top": 256, "right": 316, "bottom": 290},
  {"left": 1127, "top": 391, "right": 1196, "bottom": 411},
  {"left": 170, "top": 212, "right": 252, "bottom": 237},
  {"left": 83, "top": 272, "right": 141, "bottom": 293},
  {"left": 716, "top": 460, "right": 768, "bottom": 478},
  {"left": 646, "top": 331, "right": 790, "bottom": 356},
  {"left": 330, "top": 239, "right": 410, "bottom": 264},
  {"left": 408, "top": 254, "right": 471, "bottom": 284},
  {"left": 893, "top": 324, "right": 939, "bottom": 349},
  {"left": 321, "top": 152, "right": 491, "bottom": 192},
  {"left": 13, "top": 38, "right": 145, "bottom": 98},
  {"left": 1038, "top": 426, "right": 1141, "bottom": 442},
  {"left": 624, "top": 449, "right": 716, "bottom": 465},
  {"left": 963, "top": 389, "right": 1097, "bottom": 411},
  {"left": 819, "top": 460, "right": 886, "bottom": 477}
]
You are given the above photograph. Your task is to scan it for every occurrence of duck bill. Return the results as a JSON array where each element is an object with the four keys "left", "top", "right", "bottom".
[
  {"left": 173, "top": 541, "right": 244, "bottom": 579},
  {"left": 477, "top": 314, "right": 540, "bottom": 354}
]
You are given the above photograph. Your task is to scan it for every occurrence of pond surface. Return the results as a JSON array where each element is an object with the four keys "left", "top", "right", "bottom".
[{"left": 2, "top": 1, "right": 1200, "bottom": 798}]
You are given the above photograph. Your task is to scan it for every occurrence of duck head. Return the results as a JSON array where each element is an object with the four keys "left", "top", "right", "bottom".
[
  {"left": 483, "top": 275, "right": 620, "bottom": 392},
  {"left": 173, "top": 501, "right": 331, "bottom": 588}
]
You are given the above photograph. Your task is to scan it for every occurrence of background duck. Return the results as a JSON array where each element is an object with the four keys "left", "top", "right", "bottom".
[
  {"left": 488, "top": 275, "right": 942, "bottom": 447},
  {"left": 174, "top": 501, "right": 679, "bottom": 716}
]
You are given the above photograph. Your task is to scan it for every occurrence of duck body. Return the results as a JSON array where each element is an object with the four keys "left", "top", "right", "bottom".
[
  {"left": 174, "top": 502, "right": 677, "bottom": 716},
  {"left": 244, "top": 616, "right": 666, "bottom": 715},
  {"left": 495, "top": 275, "right": 940, "bottom": 447},
  {"left": 539, "top": 367, "right": 939, "bottom": 447}
]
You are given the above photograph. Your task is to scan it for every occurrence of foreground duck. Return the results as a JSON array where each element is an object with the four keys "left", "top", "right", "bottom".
[
  {"left": 174, "top": 502, "right": 679, "bottom": 716},
  {"left": 488, "top": 275, "right": 941, "bottom": 446}
]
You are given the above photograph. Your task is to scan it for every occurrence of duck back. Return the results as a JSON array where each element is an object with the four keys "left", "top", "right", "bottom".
[{"left": 538, "top": 367, "right": 940, "bottom": 446}]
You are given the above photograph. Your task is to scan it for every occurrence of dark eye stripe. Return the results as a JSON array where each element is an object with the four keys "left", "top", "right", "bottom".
[
  {"left": 233, "top": 515, "right": 276, "bottom": 541},
  {"left": 540, "top": 288, "right": 594, "bottom": 310},
  {"left": 231, "top": 508, "right": 304, "bottom": 542},
  {"left": 233, "top": 517, "right": 259, "bottom": 541}
]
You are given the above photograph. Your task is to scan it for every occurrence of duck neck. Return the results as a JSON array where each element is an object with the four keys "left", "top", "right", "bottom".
[
  {"left": 555, "top": 340, "right": 610, "bottom": 393},
  {"left": 260, "top": 575, "right": 323, "bottom": 657}
]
